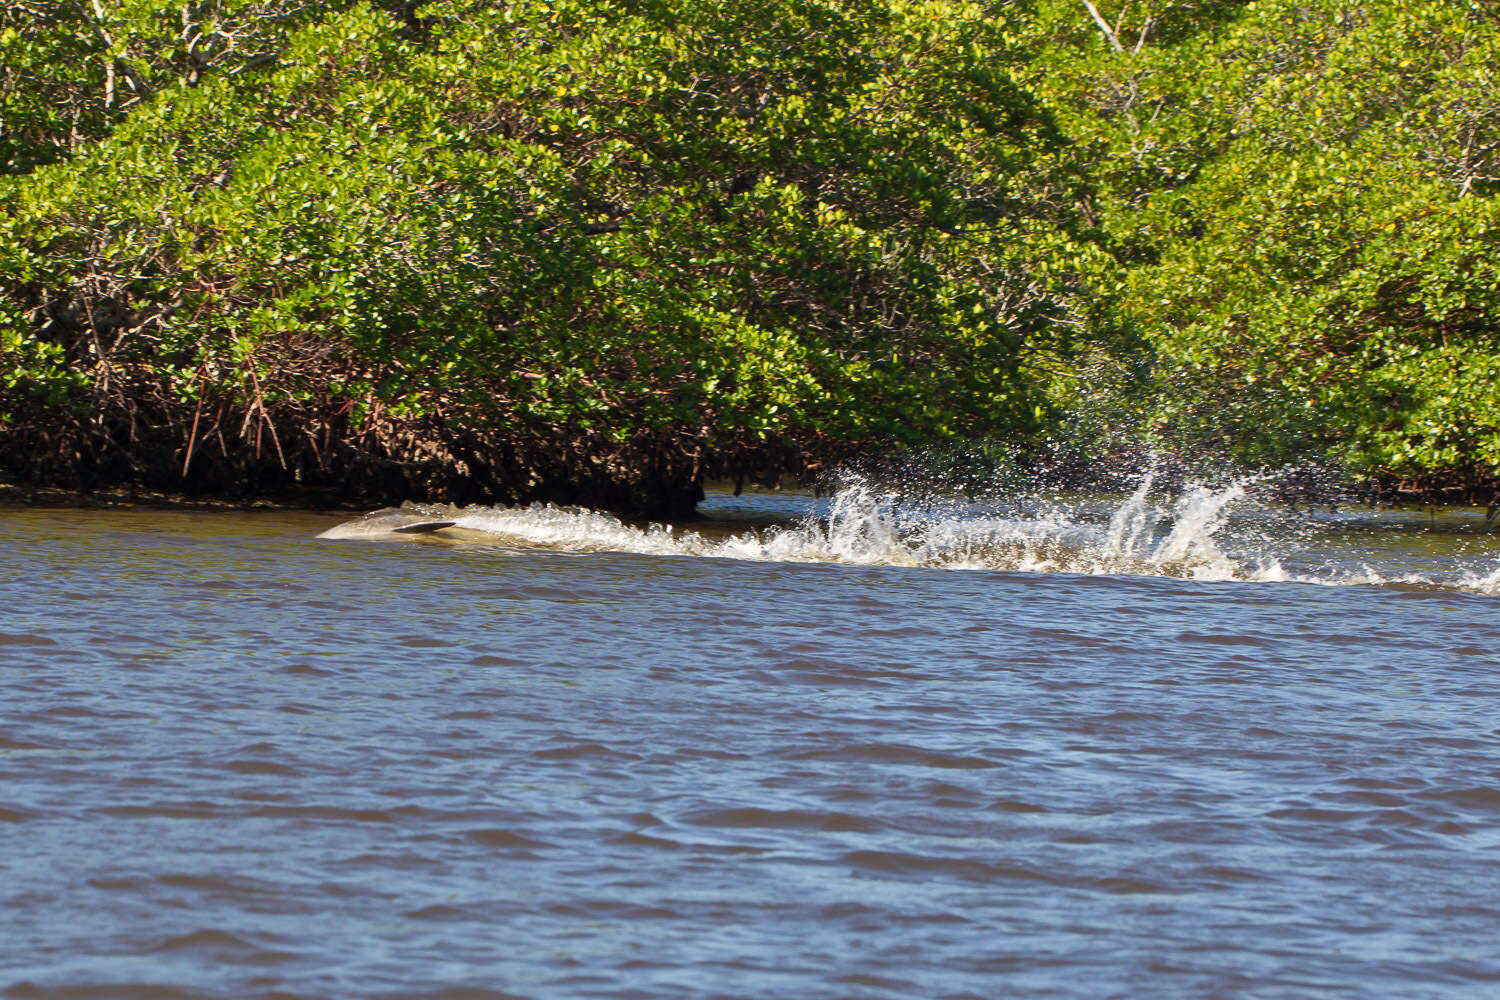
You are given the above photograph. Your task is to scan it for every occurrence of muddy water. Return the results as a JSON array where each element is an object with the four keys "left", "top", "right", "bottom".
[{"left": 3, "top": 487, "right": 1500, "bottom": 998}]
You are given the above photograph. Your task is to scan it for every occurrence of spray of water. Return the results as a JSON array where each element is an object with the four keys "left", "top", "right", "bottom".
[{"left": 320, "top": 472, "right": 1500, "bottom": 594}]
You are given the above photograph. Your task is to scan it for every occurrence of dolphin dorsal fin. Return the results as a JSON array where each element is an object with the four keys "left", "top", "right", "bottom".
[{"left": 390, "top": 520, "right": 459, "bottom": 534}]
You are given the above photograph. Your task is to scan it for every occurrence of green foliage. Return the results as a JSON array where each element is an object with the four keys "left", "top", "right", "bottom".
[
  {"left": 2, "top": 0, "right": 1097, "bottom": 508},
  {"left": 1018, "top": 0, "right": 1500, "bottom": 486},
  {"left": 0, "top": 0, "right": 384, "bottom": 173},
  {"left": 3, "top": 0, "right": 1498, "bottom": 508}
]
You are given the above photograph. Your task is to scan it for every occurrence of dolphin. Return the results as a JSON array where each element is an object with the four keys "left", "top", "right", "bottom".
[{"left": 317, "top": 507, "right": 461, "bottom": 540}]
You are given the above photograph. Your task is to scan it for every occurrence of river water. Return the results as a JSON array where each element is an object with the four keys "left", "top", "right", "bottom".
[{"left": 3, "top": 481, "right": 1500, "bottom": 998}]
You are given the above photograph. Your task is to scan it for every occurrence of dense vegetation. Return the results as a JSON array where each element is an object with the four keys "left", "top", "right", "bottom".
[{"left": 2, "top": 0, "right": 1496, "bottom": 514}]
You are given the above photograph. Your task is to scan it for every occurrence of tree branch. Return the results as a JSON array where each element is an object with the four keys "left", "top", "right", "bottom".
[
  {"left": 1132, "top": 15, "right": 1157, "bottom": 55},
  {"left": 1081, "top": 0, "right": 1126, "bottom": 54},
  {"left": 70, "top": 0, "right": 154, "bottom": 100}
]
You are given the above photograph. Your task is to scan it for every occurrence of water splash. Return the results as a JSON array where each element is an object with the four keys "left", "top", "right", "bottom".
[
  {"left": 1150, "top": 481, "right": 1244, "bottom": 573},
  {"left": 319, "top": 474, "right": 1500, "bottom": 594},
  {"left": 1103, "top": 472, "right": 1157, "bottom": 560}
]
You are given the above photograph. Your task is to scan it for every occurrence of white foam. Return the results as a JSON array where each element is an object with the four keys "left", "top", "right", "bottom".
[
  {"left": 1458, "top": 563, "right": 1500, "bottom": 595},
  {"left": 321, "top": 475, "right": 1500, "bottom": 593}
]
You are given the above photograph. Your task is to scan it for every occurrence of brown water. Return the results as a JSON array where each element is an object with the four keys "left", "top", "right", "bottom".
[{"left": 3, "top": 485, "right": 1500, "bottom": 998}]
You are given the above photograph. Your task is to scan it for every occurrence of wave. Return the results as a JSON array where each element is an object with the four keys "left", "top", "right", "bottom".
[{"left": 319, "top": 475, "right": 1500, "bottom": 594}]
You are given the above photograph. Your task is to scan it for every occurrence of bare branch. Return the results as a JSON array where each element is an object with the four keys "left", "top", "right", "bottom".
[
  {"left": 70, "top": 0, "right": 155, "bottom": 100},
  {"left": 1132, "top": 15, "right": 1157, "bottom": 55},
  {"left": 1081, "top": 0, "right": 1126, "bottom": 53}
]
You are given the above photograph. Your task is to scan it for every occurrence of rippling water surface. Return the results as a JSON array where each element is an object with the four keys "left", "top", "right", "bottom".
[{"left": 4, "top": 487, "right": 1500, "bottom": 998}]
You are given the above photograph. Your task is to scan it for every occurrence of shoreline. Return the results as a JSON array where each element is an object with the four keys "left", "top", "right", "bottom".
[
  {"left": 0, "top": 484, "right": 368, "bottom": 514},
  {"left": 3, "top": 478, "right": 1498, "bottom": 522}
]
